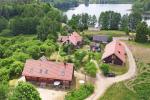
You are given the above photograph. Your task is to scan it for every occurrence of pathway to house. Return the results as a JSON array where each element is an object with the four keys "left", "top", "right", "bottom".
[{"left": 85, "top": 41, "right": 137, "bottom": 100}]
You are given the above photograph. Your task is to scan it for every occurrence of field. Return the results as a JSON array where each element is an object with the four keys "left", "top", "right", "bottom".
[
  {"left": 84, "top": 30, "right": 126, "bottom": 37},
  {"left": 100, "top": 41, "right": 150, "bottom": 100}
]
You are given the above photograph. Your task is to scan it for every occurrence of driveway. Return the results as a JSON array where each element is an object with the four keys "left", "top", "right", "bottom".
[
  {"left": 85, "top": 41, "right": 137, "bottom": 100},
  {"left": 37, "top": 88, "right": 67, "bottom": 100}
]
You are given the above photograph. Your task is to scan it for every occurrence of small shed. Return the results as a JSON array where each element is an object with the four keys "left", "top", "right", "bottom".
[{"left": 93, "top": 35, "right": 109, "bottom": 43}]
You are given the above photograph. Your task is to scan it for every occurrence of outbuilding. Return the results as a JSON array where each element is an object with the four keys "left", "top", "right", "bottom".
[
  {"left": 93, "top": 35, "right": 109, "bottom": 43},
  {"left": 102, "top": 40, "right": 126, "bottom": 65}
]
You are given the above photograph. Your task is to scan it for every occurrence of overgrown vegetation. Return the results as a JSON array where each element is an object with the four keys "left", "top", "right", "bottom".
[
  {"left": 0, "top": 36, "right": 57, "bottom": 83},
  {"left": 65, "top": 84, "right": 94, "bottom": 100},
  {"left": 10, "top": 82, "right": 41, "bottom": 100}
]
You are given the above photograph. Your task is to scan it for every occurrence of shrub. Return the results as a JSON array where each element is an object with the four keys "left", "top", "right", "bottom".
[
  {"left": 100, "top": 63, "right": 110, "bottom": 76},
  {"left": 10, "top": 82, "right": 41, "bottom": 100},
  {"left": 84, "top": 62, "right": 97, "bottom": 77},
  {"left": 65, "top": 84, "right": 94, "bottom": 100}
]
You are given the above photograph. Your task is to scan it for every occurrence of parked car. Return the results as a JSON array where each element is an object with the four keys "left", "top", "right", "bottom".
[{"left": 107, "top": 73, "right": 116, "bottom": 77}]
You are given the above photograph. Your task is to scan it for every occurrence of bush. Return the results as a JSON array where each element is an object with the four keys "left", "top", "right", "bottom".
[
  {"left": 0, "top": 29, "right": 12, "bottom": 36},
  {"left": 10, "top": 82, "right": 41, "bottom": 100},
  {"left": 100, "top": 63, "right": 110, "bottom": 76},
  {"left": 65, "top": 84, "right": 94, "bottom": 100},
  {"left": 84, "top": 62, "right": 97, "bottom": 77}
]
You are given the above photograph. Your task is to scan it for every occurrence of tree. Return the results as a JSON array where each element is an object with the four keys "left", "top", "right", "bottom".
[
  {"left": 9, "top": 61, "right": 24, "bottom": 79},
  {"left": 135, "top": 22, "right": 148, "bottom": 43},
  {"left": 88, "top": 15, "right": 97, "bottom": 26},
  {"left": 37, "top": 17, "right": 61, "bottom": 41},
  {"left": 84, "top": 61, "right": 97, "bottom": 77},
  {"left": 0, "top": 17, "right": 8, "bottom": 32},
  {"left": 128, "top": 12, "right": 142, "bottom": 32},
  {"left": 0, "top": 83, "right": 9, "bottom": 100},
  {"left": 12, "top": 52, "right": 30, "bottom": 62},
  {"left": 99, "top": 12, "right": 109, "bottom": 30},
  {"left": 26, "top": 45, "right": 41, "bottom": 59},
  {"left": 10, "top": 17, "right": 39, "bottom": 35},
  {"left": 100, "top": 63, "right": 110, "bottom": 76},
  {"left": 120, "top": 15, "right": 129, "bottom": 35},
  {"left": 99, "top": 11, "right": 121, "bottom": 30},
  {"left": 10, "top": 82, "right": 41, "bottom": 100}
]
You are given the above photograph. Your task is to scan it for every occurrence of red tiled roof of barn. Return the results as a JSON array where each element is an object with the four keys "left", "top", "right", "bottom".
[
  {"left": 22, "top": 60, "right": 74, "bottom": 81},
  {"left": 102, "top": 40, "right": 126, "bottom": 63}
]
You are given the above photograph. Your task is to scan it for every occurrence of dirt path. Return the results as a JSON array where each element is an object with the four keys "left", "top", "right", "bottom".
[{"left": 85, "top": 42, "right": 137, "bottom": 100}]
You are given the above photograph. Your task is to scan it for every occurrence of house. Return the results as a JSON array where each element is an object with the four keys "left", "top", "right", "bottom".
[
  {"left": 58, "top": 32, "right": 82, "bottom": 47},
  {"left": 90, "top": 42, "right": 101, "bottom": 52},
  {"left": 102, "top": 41, "right": 126, "bottom": 65},
  {"left": 93, "top": 35, "right": 109, "bottom": 43},
  {"left": 22, "top": 60, "right": 74, "bottom": 88}
]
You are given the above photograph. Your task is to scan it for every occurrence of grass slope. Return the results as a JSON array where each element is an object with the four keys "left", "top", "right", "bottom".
[{"left": 100, "top": 82, "right": 138, "bottom": 100}]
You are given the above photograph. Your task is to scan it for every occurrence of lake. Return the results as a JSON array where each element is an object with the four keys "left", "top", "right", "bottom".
[{"left": 65, "top": 4, "right": 150, "bottom": 26}]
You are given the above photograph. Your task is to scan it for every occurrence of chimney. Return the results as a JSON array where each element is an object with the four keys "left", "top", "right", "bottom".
[{"left": 64, "top": 62, "right": 67, "bottom": 69}]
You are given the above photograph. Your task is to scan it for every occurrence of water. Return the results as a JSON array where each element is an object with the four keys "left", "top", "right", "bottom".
[
  {"left": 65, "top": 4, "right": 150, "bottom": 26},
  {"left": 65, "top": 4, "right": 132, "bottom": 19}
]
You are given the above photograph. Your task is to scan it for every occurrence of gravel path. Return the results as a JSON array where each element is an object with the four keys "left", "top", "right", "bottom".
[{"left": 85, "top": 41, "right": 137, "bottom": 100}]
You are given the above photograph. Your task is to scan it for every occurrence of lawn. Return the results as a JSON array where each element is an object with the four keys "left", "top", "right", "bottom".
[
  {"left": 100, "top": 82, "right": 139, "bottom": 100},
  {"left": 109, "top": 64, "right": 128, "bottom": 75},
  {"left": 100, "top": 41, "right": 150, "bottom": 100},
  {"left": 84, "top": 30, "right": 126, "bottom": 37}
]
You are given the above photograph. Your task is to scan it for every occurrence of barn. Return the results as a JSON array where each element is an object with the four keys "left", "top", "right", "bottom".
[
  {"left": 102, "top": 40, "right": 126, "bottom": 65},
  {"left": 22, "top": 60, "right": 74, "bottom": 88}
]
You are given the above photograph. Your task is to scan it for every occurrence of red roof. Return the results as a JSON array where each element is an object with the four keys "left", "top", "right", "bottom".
[
  {"left": 22, "top": 60, "right": 74, "bottom": 81},
  {"left": 58, "top": 32, "right": 82, "bottom": 46},
  {"left": 102, "top": 40, "right": 126, "bottom": 63},
  {"left": 68, "top": 32, "right": 82, "bottom": 45}
]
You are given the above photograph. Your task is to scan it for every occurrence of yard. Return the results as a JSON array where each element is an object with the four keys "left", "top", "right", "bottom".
[
  {"left": 109, "top": 64, "right": 128, "bottom": 75},
  {"left": 100, "top": 41, "right": 150, "bottom": 100}
]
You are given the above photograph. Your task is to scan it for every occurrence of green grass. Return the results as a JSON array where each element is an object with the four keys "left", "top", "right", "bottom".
[
  {"left": 109, "top": 64, "right": 128, "bottom": 75},
  {"left": 100, "top": 82, "right": 139, "bottom": 100},
  {"left": 84, "top": 30, "right": 126, "bottom": 37},
  {"left": 125, "top": 41, "right": 150, "bottom": 48}
]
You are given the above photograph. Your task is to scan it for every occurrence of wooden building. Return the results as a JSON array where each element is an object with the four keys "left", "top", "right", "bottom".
[
  {"left": 58, "top": 32, "right": 82, "bottom": 47},
  {"left": 102, "top": 41, "right": 126, "bottom": 65},
  {"left": 22, "top": 60, "right": 74, "bottom": 88},
  {"left": 92, "top": 35, "right": 109, "bottom": 44}
]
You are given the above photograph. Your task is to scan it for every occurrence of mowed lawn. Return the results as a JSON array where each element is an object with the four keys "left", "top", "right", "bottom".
[{"left": 100, "top": 41, "right": 150, "bottom": 100}]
